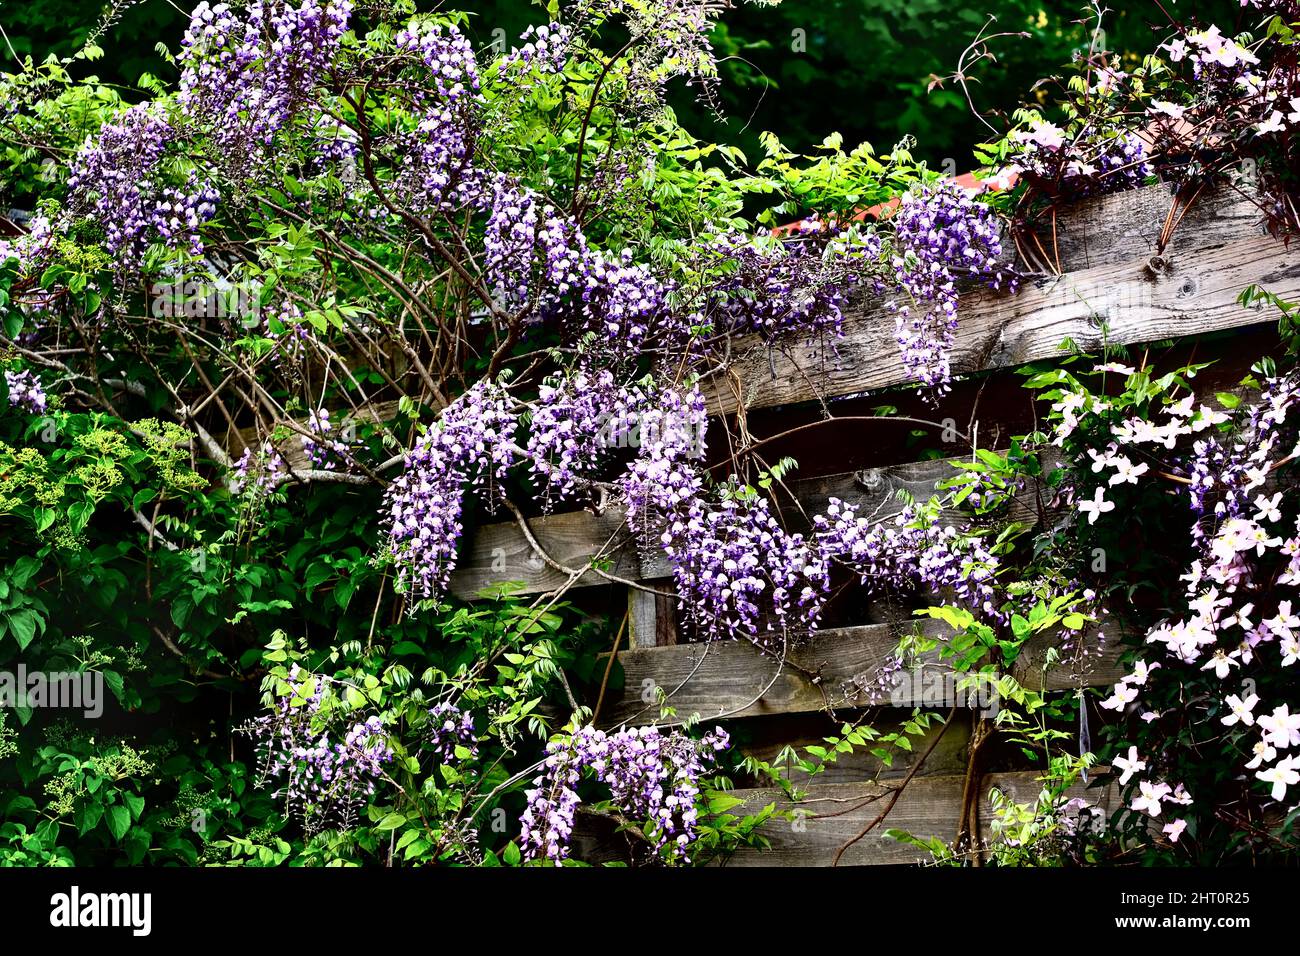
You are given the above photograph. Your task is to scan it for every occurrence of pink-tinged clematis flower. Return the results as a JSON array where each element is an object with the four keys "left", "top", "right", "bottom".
[
  {"left": 1113, "top": 746, "right": 1146, "bottom": 785},
  {"left": 1222, "top": 693, "right": 1259, "bottom": 727},
  {"left": 1078, "top": 486, "right": 1115, "bottom": 525},
  {"left": 1256, "top": 755, "right": 1299, "bottom": 802},
  {"left": 1132, "top": 780, "right": 1172, "bottom": 817},
  {"left": 1259, "top": 705, "right": 1300, "bottom": 749},
  {"left": 1100, "top": 682, "right": 1138, "bottom": 711},
  {"left": 1246, "top": 740, "right": 1277, "bottom": 769},
  {"left": 1200, "top": 649, "right": 1239, "bottom": 679}
]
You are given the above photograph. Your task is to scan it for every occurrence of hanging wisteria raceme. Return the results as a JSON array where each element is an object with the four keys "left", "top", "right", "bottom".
[
  {"left": 619, "top": 385, "right": 709, "bottom": 527},
  {"left": 580, "top": 248, "right": 683, "bottom": 359},
  {"left": 814, "top": 498, "right": 1003, "bottom": 621},
  {"left": 230, "top": 440, "right": 287, "bottom": 495},
  {"left": 706, "top": 227, "right": 861, "bottom": 343},
  {"left": 259, "top": 300, "right": 313, "bottom": 370},
  {"left": 660, "top": 494, "right": 830, "bottom": 647},
  {"left": 614, "top": 385, "right": 831, "bottom": 648},
  {"left": 0, "top": 213, "right": 57, "bottom": 276},
  {"left": 67, "top": 105, "right": 220, "bottom": 266},
  {"left": 389, "top": 21, "right": 484, "bottom": 212},
  {"left": 526, "top": 369, "right": 636, "bottom": 505},
  {"left": 380, "top": 381, "right": 517, "bottom": 603},
  {"left": 497, "top": 23, "right": 573, "bottom": 78},
  {"left": 480, "top": 169, "right": 689, "bottom": 360},
  {"left": 1182, "top": 374, "right": 1300, "bottom": 551},
  {"left": 885, "top": 179, "right": 1010, "bottom": 391},
  {"left": 3, "top": 369, "right": 47, "bottom": 415},
  {"left": 178, "top": 0, "right": 353, "bottom": 164},
  {"left": 301, "top": 407, "right": 348, "bottom": 470},
  {"left": 519, "top": 724, "right": 729, "bottom": 864},
  {"left": 427, "top": 702, "right": 478, "bottom": 762},
  {"left": 394, "top": 20, "right": 482, "bottom": 101},
  {"left": 393, "top": 104, "right": 481, "bottom": 213},
  {"left": 481, "top": 178, "right": 580, "bottom": 313},
  {"left": 240, "top": 668, "right": 394, "bottom": 835}
]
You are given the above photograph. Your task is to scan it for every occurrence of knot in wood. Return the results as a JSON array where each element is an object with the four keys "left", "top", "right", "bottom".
[
  {"left": 854, "top": 468, "right": 885, "bottom": 492},
  {"left": 1145, "top": 255, "right": 1169, "bottom": 276}
]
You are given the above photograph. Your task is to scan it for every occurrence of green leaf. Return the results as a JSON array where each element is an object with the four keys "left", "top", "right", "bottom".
[
  {"left": 33, "top": 507, "right": 56, "bottom": 534},
  {"left": 122, "top": 791, "right": 146, "bottom": 821},
  {"left": 375, "top": 812, "right": 407, "bottom": 831},
  {"left": 106, "top": 804, "right": 131, "bottom": 841},
  {"left": 6, "top": 609, "right": 43, "bottom": 650}
]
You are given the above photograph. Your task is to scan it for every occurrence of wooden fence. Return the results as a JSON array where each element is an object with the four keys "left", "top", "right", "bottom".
[
  {"left": 453, "top": 180, "right": 1299, "bottom": 865},
  {"left": 207, "top": 179, "right": 1280, "bottom": 863}
]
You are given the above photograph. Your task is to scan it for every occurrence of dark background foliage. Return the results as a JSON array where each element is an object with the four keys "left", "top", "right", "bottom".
[{"left": 0, "top": 0, "right": 1244, "bottom": 166}]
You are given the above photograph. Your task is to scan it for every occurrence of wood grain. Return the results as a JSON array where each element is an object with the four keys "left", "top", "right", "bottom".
[
  {"left": 705, "top": 185, "right": 1293, "bottom": 414},
  {"left": 450, "top": 457, "right": 1010, "bottom": 598},
  {"left": 596, "top": 620, "right": 1124, "bottom": 728},
  {"left": 711, "top": 772, "right": 1121, "bottom": 867}
]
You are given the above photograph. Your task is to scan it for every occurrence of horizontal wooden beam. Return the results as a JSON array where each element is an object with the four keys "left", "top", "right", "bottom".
[
  {"left": 711, "top": 771, "right": 1120, "bottom": 866},
  {"left": 736, "top": 711, "right": 974, "bottom": 786},
  {"left": 448, "top": 507, "right": 670, "bottom": 599},
  {"left": 450, "top": 456, "right": 1025, "bottom": 598},
  {"left": 705, "top": 184, "right": 1291, "bottom": 414},
  {"left": 596, "top": 621, "right": 1126, "bottom": 728}
]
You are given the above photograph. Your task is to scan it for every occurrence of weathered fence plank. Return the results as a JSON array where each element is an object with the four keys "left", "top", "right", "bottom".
[
  {"left": 596, "top": 621, "right": 1124, "bottom": 728},
  {"left": 706, "top": 232, "right": 1295, "bottom": 415},
  {"left": 449, "top": 456, "right": 1031, "bottom": 598},
  {"left": 449, "top": 508, "right": 668, "bottom": 598},
  {"left": 736, "top": 712, "right": 974, "bottom": 785},
  {"left": 713, "top": 772, "right": 1119, "bottom": 867}
]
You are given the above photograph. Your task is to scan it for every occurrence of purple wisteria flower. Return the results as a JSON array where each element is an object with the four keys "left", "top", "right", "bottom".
[
  {"left": 3, "top": 369, "right": 48, "bottom": 414},
  {"left": 815, "top": 498, "right": 1003, "bottom": 621},
  {"left": 886, "top": 179, "right": 1008, "bottom": 391},
  {"left": 67, "top": 105, "right": 219, "bottom": 266},
  {"left": 241, "top": 669, "right": 394, "bottom": 834},
  {"left": 497, "top": 23, "right": 572, "bottom": 78},
  {"left": 427, "top": 702, "right": 478, "bottom": 762},
  {"left": 380, "top": 381, "right": 517, "bottom": 602},
  {"left": 301, "top": 407, "right": 348, "bottom": 470},
  {"left": 520, "top": 724, "right": 729, "bottom": 865},
  {"left": 178, "top": 0, "right": 352, "bottom": 167}
]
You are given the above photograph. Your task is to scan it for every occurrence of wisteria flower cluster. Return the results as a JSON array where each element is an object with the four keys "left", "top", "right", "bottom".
[
  {"left": 661, "top": 492, "right": 829, "bottom": 647},
  {"left": 885, "top": 180, "right": 1010, "bottom": 390},
  {"left": 706, "top": 229, "right": 860, "bottom": 342},
  {"left": 67, "top": 105, "right": 219, "bottom": 266},
  {"left": 3, "top": 369, "right": 47, "bottom": 415},
  {"left": 480, "top": 176, "right": 680, "bottom": 359},
  {"left": 520, "top": 724, "right": 729, "bottom": 864},
  {"left": 619, "top": 386, "right": 709, "bottom": 527},
  {"left": 815, "top": 498, "right": 1003, "bottom": 622},
  {"left": 0, "top": 213, "right": 58, "bottom": 289},
  {"left": 497, "top": 23, "right": 572, "bottom": 78},
  {"left": 526, "top": 369, "right": 633, "bottom": 504},
  {"left": 230, "top": 440, "right": 287, "bottom": 495},
  {"left": 178, "top": 0, "right": 353, "bottom": 165},
  {"left": 381, "top": 381, "right": 517, "bottom": 602},
  {"left": 390, "top": 21, "right": 484, "bottom": 213},
  {"left": 241, "top": 669, "right": 393, "bottom": 835},
  {"left": 427, "top": 702, "right": 478, "bottom": 762},
  {"left": 300, "top": 407, "right": 348, "bottom": 470}
]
